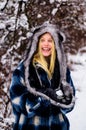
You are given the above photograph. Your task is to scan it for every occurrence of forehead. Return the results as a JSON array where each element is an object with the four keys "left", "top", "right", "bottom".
[{"left": 40, "top": 32, "right": 53, "bottom": 39}]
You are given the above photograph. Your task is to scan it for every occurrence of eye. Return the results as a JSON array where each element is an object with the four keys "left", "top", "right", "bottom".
[
  {"left": 40, "top": 38, "right": 45, "bottom": 42},
  {"left": 48, "top": 39, "right": 53, "bottom": 43}
]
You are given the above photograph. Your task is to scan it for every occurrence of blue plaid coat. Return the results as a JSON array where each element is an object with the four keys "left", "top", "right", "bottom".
[{"left": 10, "top": 61, "right": 75, "bottom": 130}]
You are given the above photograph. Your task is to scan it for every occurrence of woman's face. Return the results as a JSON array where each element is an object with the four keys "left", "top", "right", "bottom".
[{"left": 39, "top": 33, "right": 54, "bottom": 57}]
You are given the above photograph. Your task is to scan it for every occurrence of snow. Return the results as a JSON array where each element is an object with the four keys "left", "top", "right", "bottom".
[
  {"left": 49, "top": 0, "right": 55, "bottom": 4},
  {"left": 67, "top": 50, "right": 86, "bottom": 130},
  {"left": 0, "top": 23, "right": 6, "bottom": 29},
  {"left": 52, "top": 8, "right": 58, "bottom": 15},
  {"left": 0, "top": 1, "right": 6, "bottom": 10},
  {"left": 18, "top": 14, "right": 29, "bottom": 29},
  {"left": 37, "top": 14, "right": 42, "bottom": 18}
]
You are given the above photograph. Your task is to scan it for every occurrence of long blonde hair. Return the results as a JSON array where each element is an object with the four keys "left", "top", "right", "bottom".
[{"left": 33, "top": 33, "right": 56, "bottom": 79}]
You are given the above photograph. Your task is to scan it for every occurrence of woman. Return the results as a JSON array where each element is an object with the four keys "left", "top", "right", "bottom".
[{"left": 10, "top": 23, "right": 75, "bottom": 130}]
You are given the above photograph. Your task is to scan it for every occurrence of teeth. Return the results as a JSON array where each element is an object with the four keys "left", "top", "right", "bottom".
[{"left": 42, "top": 48, "right": 50, "bottom": 51}]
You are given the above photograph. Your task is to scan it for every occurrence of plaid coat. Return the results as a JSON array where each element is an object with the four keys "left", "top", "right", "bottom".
[
  {"left": 10, "top": 23, "right": 75, "bottom": 130},
  {"left": 10, "top": 61, "right": 75, "bottom": 130}
]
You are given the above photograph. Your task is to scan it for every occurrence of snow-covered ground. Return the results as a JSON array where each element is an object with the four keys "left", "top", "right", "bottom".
[{"left": 67, "top": 48, "right": 86, "bottom": 130}]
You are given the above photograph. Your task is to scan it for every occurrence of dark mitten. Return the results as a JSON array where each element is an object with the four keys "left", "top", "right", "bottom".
[
  {"left": 60, "top": 81, "right": 73, "bottom": 104},
  {"left": 44, "top": 88, "right": 58, "bottom": 102}
]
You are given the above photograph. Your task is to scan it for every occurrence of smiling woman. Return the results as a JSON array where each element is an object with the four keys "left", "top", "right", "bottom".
[{"left": 9, "top": 23, "right": 75, "bottom": 130}]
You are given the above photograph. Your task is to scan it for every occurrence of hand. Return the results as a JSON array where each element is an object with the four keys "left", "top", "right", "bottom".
[
  {"left": 61, "top": 81, "right": 73, "bottom": 96},
  {"left": 44, "top": 88, "right": 58, "bottom": 102},
  {"left": 60, "top": 81, "right": 73, "bottom": 104}
]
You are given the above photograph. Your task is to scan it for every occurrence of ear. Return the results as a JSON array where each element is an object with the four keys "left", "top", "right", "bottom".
[{"left": 58, "top": 32, "right": 66, "bottom": 43}]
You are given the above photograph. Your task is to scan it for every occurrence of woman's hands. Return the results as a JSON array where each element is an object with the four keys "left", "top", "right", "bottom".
[
  {"left": 44, "top": 88, "right": 58, "bottom": 102},
  {"left": 43, "top": 84, "right": 73, "bottom": 105},
  {"left": 60, "top": 80, "right": 73, "bottom": 105}
]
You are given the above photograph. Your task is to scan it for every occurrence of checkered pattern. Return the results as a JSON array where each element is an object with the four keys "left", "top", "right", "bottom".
[{"left": 10, "top": 62, "right": 75, "bottom": 130}]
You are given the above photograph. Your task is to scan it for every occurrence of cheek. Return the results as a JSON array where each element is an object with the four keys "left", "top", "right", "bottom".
[
  {"left": 39, "top": 42, "right": 42, "bottom": 48},
  {"left": 40, "top": 42, "right": 44, "bottom": 48},
  {"left": 50, "top": 44, "right": 53, "bottom": 48}
]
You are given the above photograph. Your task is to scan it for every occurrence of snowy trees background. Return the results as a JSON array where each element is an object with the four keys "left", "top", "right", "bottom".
[{"left": 0, "top": 0, "right": 86, "bottom": 129}]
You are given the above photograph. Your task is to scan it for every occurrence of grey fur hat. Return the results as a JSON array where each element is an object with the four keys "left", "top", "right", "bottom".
[{"left": 25, "top": 23, "right": 67, "bottom": 81}]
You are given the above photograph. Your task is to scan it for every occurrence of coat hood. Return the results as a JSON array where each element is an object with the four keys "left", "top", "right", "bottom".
[
  {"left": 24, "top": 23, "right": 67, "bottom": 82},
  {"left": 23, "top": 23, "right": 74, "bottom": 109}
]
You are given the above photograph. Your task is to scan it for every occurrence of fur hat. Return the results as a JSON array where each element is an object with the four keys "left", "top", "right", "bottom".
[{"left": 25, "top": 23, "right": 67, "bottom": 81}]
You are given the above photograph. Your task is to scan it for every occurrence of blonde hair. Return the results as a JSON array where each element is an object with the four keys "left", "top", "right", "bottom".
[{"left": 33, "top": 33, "right": 56, "bottom": 79}]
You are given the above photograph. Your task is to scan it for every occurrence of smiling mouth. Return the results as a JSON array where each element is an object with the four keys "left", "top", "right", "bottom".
[{"left": 42, "top": 47, "right": 51, "bottom": 51}]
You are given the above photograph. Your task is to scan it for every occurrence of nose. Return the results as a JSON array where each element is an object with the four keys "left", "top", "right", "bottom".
[{"left": 44, "top": 40, "right": 49, "bottom": 46}]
